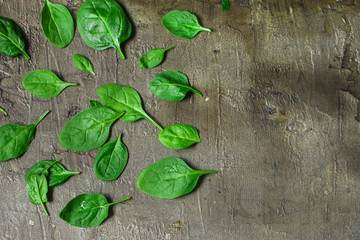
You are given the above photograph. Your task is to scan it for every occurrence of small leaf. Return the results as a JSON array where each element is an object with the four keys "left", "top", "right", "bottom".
[
  {"left": 41, "top": 0, "right": 74, "bottom": 48},
  {"left": 137, "top": 158, "right": 217, "bottom": 199},
  {"left": 222, "top": 0, "right": 230, "bottom": 12},
  {"left": 26, "top": 174, "right": 49, "bottom": 215},
  {"left": 0, "top": 107, "right": 8, "bottom": 116},
  {"left": 22, "top": 70, "right": 77, "bottom": 98},
  {"left": 162, "top": 10, "right": 211, "bottom": 39},
  {"left": 159, "top": 124, "right": 201, "bottom": 149},
  {"left": 59, "top": 194, "right": 131, "bottom": 228},
  {"left": 149, "top": 71, "right": 202, "bottom": 101},
  {"left": 138, "top": 46, "right": 175, "bottom": 69},
  {"left": 0, "top": 110, "right": 50, "bottom": 161},
  {"left": 73, "top": 54, "right": 96, "bottom": 76},
  {"left": 0, "top": 16, "right": 30, "bottom": 60},
  {"left": 59, "top": 106, "right": 125, "bottom": 151},
  {"left": 94, "top": 133, "right": 128, "bottom": 181},
  {"left": 89, "top": 100, "right": 102, "bottom": 108}
]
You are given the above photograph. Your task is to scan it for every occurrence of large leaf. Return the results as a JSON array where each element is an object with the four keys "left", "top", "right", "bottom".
[{"left": 26, "top": 174, "right": 49, "bottom": 215}]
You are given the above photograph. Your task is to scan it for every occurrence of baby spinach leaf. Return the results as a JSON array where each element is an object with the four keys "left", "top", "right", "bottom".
[
  {"left": 161, "top": 10, "right": 211, "bottom": 39},
  {"left": 26, "top": 174, "right": 49, "bottom": 216},
  {"left": 25, "top": 160, "right": 80, "bottom": 188},
  {"left": 59, "top": 194, "right": 131, "bottom": 228},
  {"left": 222, "top": 0, "right": 230, "bottom": 12},
  {"left": 77, "top": 0, "right": 132, "bottom": 59},
  {"left": 73, "top": 54, "right": 96, "bottom": 76},
  {"left": 0, "top": 16, "right": 30, "bottom": 60},
  {"left": 41, "top": 0, "right": 74, "bottom": 48},
  {"left": 22, "top": 70, "right": 77, "bottom": 98},
  {"left": 89, "top": 100, "right": 102, "bottom": 108},
  {"left": 59, "top": 106, "right": 125, "bottom": 151},
  {"left": 94, "top": 133, "right": 128, "bottom": 181},
  {"left": 97, "top": 84, "right": 163, "bottom": 130},
  {"left": 159, "top": 124, "right": 201, "bottom": 149},
  {"left": 138, "top": 46, "right": 175, "bottom": 69},
  {"left": 137, "top": 158, "right": 217, "bottom": 199},
  {"left": 0, "top": 110, "right": 50, "bottom": 161},
  {"left": 0, "top": 107, "right": 8, "bottom": 116},
  {"left": 149, "top": 71, "right": 202, "bottom": 101}
]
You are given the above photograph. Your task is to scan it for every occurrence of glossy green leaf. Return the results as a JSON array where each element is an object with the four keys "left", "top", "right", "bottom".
[
  {"left": 26, "top": 174, "right": 49, "bottom": 215},
  {"left": 159, "top": 124, "right": 201, "bottom": 149},
  {"left": 137, "top": 158, "right": 217, "bottom": 199},
  {"left": 0, "top": 16, "right": 30, "bottom": 60},
  {"left": 94, "top": 133, "right": 128, "bottom": 181},
  {"left": 59, "top": 106, "right": 124, "bottom": 151},
  {"left": 77, "top": 0, "right": 132, "bottom": 59},
  {"left": 59, "top": 194, "right": 131, "bottom": 228},
  {"left": 41, "top": 0, "right": 74, "bottom": 48},
  {"left": 22, "top": 70, "right": 77, "bottom": 98},
  {"left": 149, "top": 71, "right": 202, "bottom": 101},
  {"left": 0, "top": 107, "right": 8, "bottom": 116},
  {"left": 97, "top": 84, "right": 163, "bottom": 130},
  {"left": 73, "top": 54, "right": 96, "bottom": 76},
  {"left": 24, "top": 160, "right": 80, "bottom": 188},
  {"left": 222, "top": 0, "right": 230, "bottom": 12},
  {"left": 138, "top": 46, "right": 175, "bottom": 69},
  {"left": 0, "top": 110, "right": 50, "bottom": 161},
  {"left": 89, "top": 100, "right": 102, "bottom": 108},
  {"left": 162, "top": 10, "right": 211, "bottom": 39}
]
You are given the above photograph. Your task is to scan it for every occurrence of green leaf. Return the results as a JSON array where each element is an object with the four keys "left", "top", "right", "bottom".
[
  {"left": 97, "top": 84, "right": 163, "bottom": 130},
  {"left": 26, "top": 174, "right": 49, "bottom": 215},
  {"left": 222, "top": 0, "right": 230, "bottom": 12},
  {"left": 137, "top": 158, "right": 217, "bottom": 199},
  {"left": 149, "top": 71, "right": 202, "bottom": 101},
  {"left": 0, "top": 110, "right": 50, "bottom": 161},
  {"left": 73, "top": 54, "right": 96, "bottom": 76},
  {"left": 159, "top": 124, "right": 201, "bottom": 149},
  {"left": 94, "top": 133, "right": 128, "bottom": 181},
  {"left": 24, "top": 160, "right": 80, "bottom": 188},
  {"left": 138, "top": 46, "right": 175, "bottom": 69},
  {"left": 22, "top": 70, "right": 77, "bottom": 98},
  {"left": 0, "top": 107, "right": 8, "bottom": 116},
  {"left": 41, "top": 0, "right": 74, "bottom": 48},
  {"left": 162, "top": 10, "right": 211, "bottom": 39},
  {"left": 77, "top": 0, "right": 132, "bottom": 59},
  {"left": 59, "top": 106, "right": 125, "bottom": 151},
  {"left": 89, "top": 100, "right": 102, "bottom": 108},
  {"left": 0, "top": 16, "right": 30, "bottom": 60},
  {"left": 59, "top": 194, "right": 131, "bottom": 228}
]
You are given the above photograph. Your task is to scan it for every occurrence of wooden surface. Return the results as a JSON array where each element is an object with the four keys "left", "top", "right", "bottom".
[{"left": 1, "top": 0, "right": 360, "bottom": 239}]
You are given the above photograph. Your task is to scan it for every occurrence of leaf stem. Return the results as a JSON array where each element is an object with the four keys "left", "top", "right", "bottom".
[
  {"left": 90, "top": 70, "right": 96, "bottom": 76},
  {"left": 0, "top": 107, "right": 8, "bottom": 116},
  {"left": 198, "top": 170, "right": 217, "bottom": 175},
  {"left": 114, "top": 44, "right": 126, "bottom": 60},
  {"left": 44, "top": 159, "right": 61, "bottom": 172},
  {"left": 165, "top": 46, "right": 176, "bottom": 51},
  {"left": 69, "top": 171, "right": 81, "bottom": 175},
  {"left": 191, "top": 88, "right": 203, "bottom": 97},
  {"left": 200, "top": 27, "right": 211, "bottom": 32},
  {"left": 143, "top": 112, "right": 163, "bottom": 131},
  {"left": 22, "top": 51, "right": 30, "bottom": 60},
  {"left": 33, "top": 110, "right": 50, "bottom": 126},
  {"left": 105, "top": 196, "right": 132, "bottom": 207},
  {"left": 41, "top": 202, "right": 49, "bottom": 216}
]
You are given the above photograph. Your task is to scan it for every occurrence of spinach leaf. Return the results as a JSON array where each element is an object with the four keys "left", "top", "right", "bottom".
[
  {"left": 0, "top": 110, "right": 50, "bottom": 161},
  {"left": 41, "top": 0, "right": 74, "bottom": 48},
  {"left": 94, "top": 133, "right": 128, "bottom": 181},
  {"left": 77, "top": 0, "right": 132, "bottom": 59},
  {"left": 137, "top": 158, "right": 217, "bottom": 199},
  {"left": 222, "top": 0, "right": 230, "bottom": 12},
  {"left": 73, "top": 54, "right": 96, "bottom": 76},
  {"left": 0, "top": 107, "right": 8, "bottom": 116},
  {"left": 22, "top": 70, "right": 77, "bottom": 98},
  {"left": 24, "top": 160, "right": 80, "bottom": 188},
  {"left": 161, "top": 10, "right": 211, "bottom": 39},
  {"left": 159, "top": 124, "right": 201, "bottom": 149},
  {"left": 0, "top": 16, "right": 30, "bottom": 60},
  {"left": 26, "top": 174, "right": 49, "bottom": 215},
  {"left": 139, "top": 46, "right": 175, "bottom": 69},
  {"left": 59, "top": 106, "right": 125, "bottom": 151},
  {"left": 149, "top": 71, "right": 202, "bottom": 101},
  {"left": 97, "top": 84, "right": 163, "bottom": 130},
  {"left": 89, "top": 100, "right": 102, "bottom": 108},
  {"left": 59, "top": 194, "right": 131, "bottom": 228}
]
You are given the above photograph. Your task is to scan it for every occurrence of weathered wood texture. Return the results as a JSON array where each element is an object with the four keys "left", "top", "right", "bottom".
[{"left": 1, "top": 0, "right": 360, "bottom": 239}]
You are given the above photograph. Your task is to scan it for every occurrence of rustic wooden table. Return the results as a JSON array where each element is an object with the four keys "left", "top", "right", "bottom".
[{"left": 1, "top": 0, "right": 360, "bottom": 239}]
